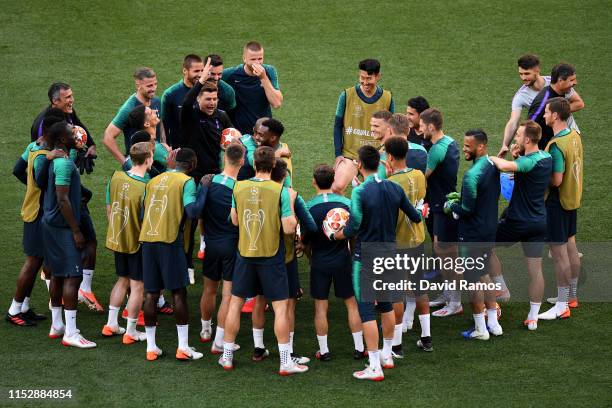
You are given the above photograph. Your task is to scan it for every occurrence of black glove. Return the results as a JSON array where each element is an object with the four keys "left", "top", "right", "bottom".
[
  {"left": 75, "top": 149, "right": 87, "bottom": 175},
  {"left": 84, "top": 154, "right": 97, "bottom": 174}
]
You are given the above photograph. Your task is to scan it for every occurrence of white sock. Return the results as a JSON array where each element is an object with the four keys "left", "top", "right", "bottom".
[
  {"left": 51, "top": 306, "right": 64, "bottom": 329},
  {"left": 157, "top": 295, "right": 166, "bottom": 308},
  {"left": 352, "top": 331, "right": 364, "bottom": 352},
  {"left": 177, "top": 324, "right": 189, "bottom": 350},
  {"left": 392, "top": 324, "right": 402, "bottom": 346},
  {"left": 492, "top": 275, "right": 508, "bottom": 292},
  {"left": 486, "top": 308, "right": 500, "bottom": 328},
  {"left": 278, "top": 342, "right": 291, "bottom": 366},
  {"left": 199, "top": 235, "right": 206, "bottom": 252},
  {"left": 21, "top": 297, "right": 30, "bottom": 313},
  {"left": 145, "top": 326, "right": 157, "bottom": 352},
  {"left": 403, "top": 297, "right": 416, "bottom": 329},
  {"left": 253, "top": 328, "right": 265, "bottom": 349},
  {"left": 473, "top": 312, "right": 486, "bottom": 333},
  {"left": 317, "top": 335, "right": 329, "bottom": 354},
  {"left": 382, "top": 338, "right": 393, "bottom": 359},
  {"left": 528, "top": 302, "right": 541, "bottom": 321},
  {"left": 107, "top": 305, "right": 120, "bottom": 327},
  {"left": 569, "top": 277, "right": 578, "bottom": 299},
  {"left": 8, "top": 299, "right": 22, "bottom": 315},
  {"left": 64, "top": 309, "right": 77, "bottom": 337},
  {"left": 449, "top": 290, "right": 461, "bottom": 307},
  {"left": 201, "top": 319, "right": 212, "bottom": 332},
  {"left": 214, "top": 327, "right": 224, "bottom": 347},
  {"left": 368, "top": 350, "right": 381, "bottom": 370},
  {"left": 80, "top": 269, "right": 94, "bottom": 293},
  {"left": 45, "top": 279, "right": 50, "bottom": 291},
  {"left": 289, "top": 331, "right": 294, "bottom": 354},
  {"left": 556, "top": 286, "right": 570, "bottom": 311},
  {"left": 419, "top": 313, "right": 431, "bottom": 337},
  {"left": 126, "top": 317, "right": 137, "bottom": 336},
  {"left": 223, "top": 342, "right": 234, "bottom": 361}
]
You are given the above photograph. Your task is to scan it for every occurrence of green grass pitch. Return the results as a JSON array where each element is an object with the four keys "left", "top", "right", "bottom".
[{"left": 1, "top": 1, "right": 611, "bottom": 406}]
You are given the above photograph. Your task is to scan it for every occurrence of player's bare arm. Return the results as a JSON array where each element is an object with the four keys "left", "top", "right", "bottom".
[
  {"left": 499, "top": 110, "right": 522, "bottom": 158},
  {"left": 103, "top": 123, "right": 127, "bottom": 164},
  {"left": 252, "top": 63, "right": 283, "bottom": 109},
  {"left": 56, "top": 185, "right": 84, "bottom": 249}
]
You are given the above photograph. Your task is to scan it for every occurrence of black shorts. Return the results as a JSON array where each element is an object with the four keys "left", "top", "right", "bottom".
[
  {"left": 232, "top": 254, "right": 288, "bottom": 301},
  {"left": 433, "top": 211, "right": 458, "bottom": 243},
  {"left": 23, "top": 218, "right": 44, "bottom": 258},
  {"left": 310, "top": 258, "right": 354, "bottom": 300},
  {"left": 358, "top": 301, "right": 393, "bottom": 323},
  {"left": 458, "top": 243, "right": 493, "bottom": 283},
  {"left": 80, "top": 208, "right": 97, "bottom": 243},
  {"left": 114, "top": 250, "right": 143, "bottom": 281},
  {"left": 286, "top": 258, "right": 301, "bottom": 298},
  {"left": 202, "top": 247, "right": 236, "bottom": 282},
  {"left": 142, "top": 242, "right": 189, "bottom": 292},
  {"left": 546, "top": 205, "right": 577, "bottom": 244},
  {"left": 496, "top": 216, "right": 546, "bottom": 257},
  {"left": 42, "top": 222, "right": 82, "bottom": 278}
]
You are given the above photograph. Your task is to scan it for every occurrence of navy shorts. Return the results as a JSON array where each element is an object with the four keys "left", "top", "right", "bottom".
[
  {"left": 23, "top": 218, "right": 44, "bottom": 258},
  {"left": 114, "top": 250, "right": 143, "bottom": 281},
  {"left": 232, "top": 254, "right": 288, "bottom": 302},
  {"left": 546, "top": 205, "right": 577, "bottom": 244},
  {"left": 42, "top": 222, "right": 82, "bottom": 278},
  {"left": 310, "top": 259, "right": 354, "bottom": 300},
  {"left": 286, "top": 258, "right": 301, "bottom": 298},
  {"left": 458, "top": 243, "right": 493, "bottom": 283},
  {"left": 202, "top": 243, "right": 236, "bottom": 282},
  {"left": 433, "top": 211, "right": 458, "bottom": 243},
  {"left": 358, "top": 301, "right": 393, "bottom": 323},
  {"left": 400, "top": 244, "right": 427, "bottom": 296},
  {"left": 496, "top": 216, "right": 546, "bottom": 258},
  {"left": 142, "top": 242, "right": 189, "bottom": 292},
  {"left": 80, "top": 208, "right": 97, "bottom": 243}
]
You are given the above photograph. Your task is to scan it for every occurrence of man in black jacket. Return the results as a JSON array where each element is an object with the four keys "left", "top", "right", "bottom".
[
  {"left": 181, "top": 58, "right": 233, "bottom": 182},
  {"left": 31, "top": 82, "right": 96, "bottom": 158}
]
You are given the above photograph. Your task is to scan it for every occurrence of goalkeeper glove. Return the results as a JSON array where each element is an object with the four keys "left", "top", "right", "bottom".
[{"left": 446, "top": 191, "right": 460, "bottom": 201}]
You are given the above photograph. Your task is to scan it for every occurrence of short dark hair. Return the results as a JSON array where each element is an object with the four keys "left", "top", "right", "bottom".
[
  {"left": 128, "top": 105, "right": 147, "bottom": 130},
  {"left": 546, "top": 97, "right": 571, "bottom": 121},
  {"left": 407, "top": 96, "right": 430, "bottom": 114},
  {"left": 48, "top": 82, "right": 71, "bottom": 103},
  {"left": 176, "top": 147, "right": 197, "bottom": 167},
  {"left": 183, "top": 54, "right": 203, "bottom": 69},
  {"left": 244, "top": 41, "right": 262, "bottom": 52},
  {"left": 388, "top": 113, "right": 410, "bottom": 136},
  {"left": 47, "top": 121, "right": 71, "bottom": 146},
  {"left": 550, "top": 63, "right": 576, "bottom": 84},
  {"left": 130, "top": 130, "right": 153, "bottom": 145},
  {"left": 129, "top": 142, "right": 152, "bottom": 165},
  {"left": 42, "top": 108, "right": 65, "bottom": 134},
  {"left": 313, "top": 164, "right": 335, "bottom": 189},
  {"left": 519, "top": 120, "right": 542, "bottom": 144},
  {"left": 517, "top": 54, "right": 540, "bottom": 70},
  {"left": 225, "top": 143, "right": 245, "bottom": 166},
  {"left": 206, "top": 54, "right": 223, "bottom": 67},
  {"left": 358, "top": 145, "right": 380, "bottom": 171},
  {"left": 271, "top": 159, "right": 288, "bottom": 183},
  {"left": 372, "top": 110, "right": 393, "bottom": 122},
  {"left": 198, "top": 81, "right": 218, "bottom": 96},
  {"left": 253, "top": 146, "right": 275, "bottom": 173},
  {"left": 133, "top": 67, "right": 156, "bottom": 80},
  {"left": 359, "top": 59, "right": 381, "bottom": 75},
  {"left": 464, "top": 128, "right": 488, "bottom": 144},
  {"left": 261, "top": 118, "right": 284, "bottom": 138},
  {"left": 385, "top": 136, "right": 408, "bottom": 160},
  {"left": 420, "top": 108, "right": 443, "bottom": 130}
]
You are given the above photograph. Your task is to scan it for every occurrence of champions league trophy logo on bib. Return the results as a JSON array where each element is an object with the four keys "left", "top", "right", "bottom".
[
  {"left": 109, "top": 183, "right": 130, "bottom": 244},
  {"left": 244, "top": 209, "right": 265, "bottom": 250},
  {"left": 146, "top": 175, "right": 169, "bottom": 236}
]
